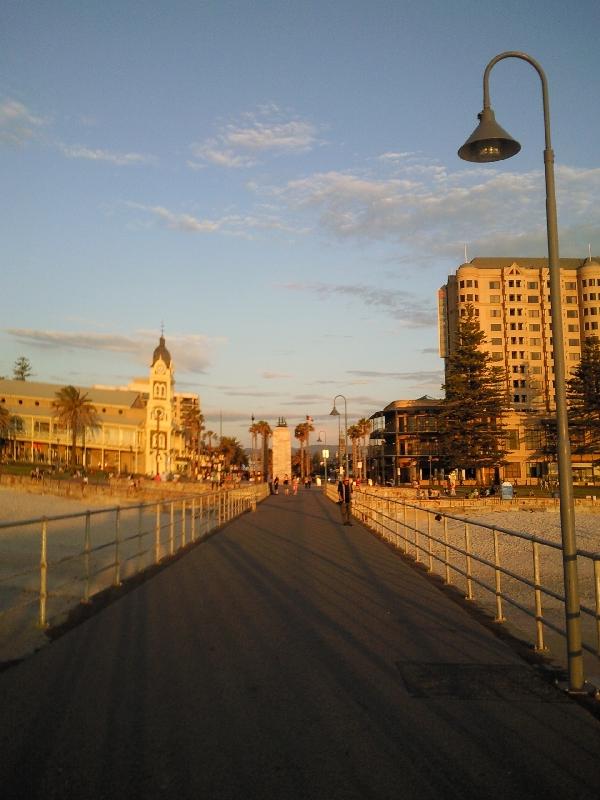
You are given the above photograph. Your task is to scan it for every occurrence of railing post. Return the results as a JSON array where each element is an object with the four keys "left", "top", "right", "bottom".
[
  {"left": 137, "top": 505, "right": 143, "bottom": 569},
  {"left": 443, "top": 516, "right": 451, "bottom": 585},
  {"left": 169, "top": 501, "right": 175, "bottom": 555},
  {"left": 464, "top": 522, "right": 473, "bottom": 600},
  {"left": 532, "top": 541, "right": 548, "bottom": 652},
  {"left": 114, "top": 507, "right": 121, "bottom": 586},
  {"left": 191, "top": 498, "right": 196, "bottom": 542},
  {"left": 493, "top": 528, "right": 506, "bottom": 623},
  {"left": 83, "top": 511, "right": 91, "bottom": 603},
  {"left": 414, "top": 506, "right": 420, "bottom": 563},
  {"left": 155, "top": 502, "right": 161, "bottom": 563},
  {"left": 181, "top": 500, "right": 187, "bottom": 548},
  {"left": 427, "top": 513, "right": 433, "bottom": 572},
  {"left": 39, "top": 518, "right": 48, "bottom": 628},
  {"left": 594, "top": 559, "right": 600, "bottom": 657}
]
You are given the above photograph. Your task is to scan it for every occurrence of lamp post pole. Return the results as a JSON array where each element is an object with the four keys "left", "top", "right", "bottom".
[
  {"left": 317, "top": 431, "right": 328, "bottom": 484},
  {"left": 330, "top": 395, "right": 349, "bottom": 478},
  {"left": 458, "top": 51, "right": 583, "bottom": 692}
]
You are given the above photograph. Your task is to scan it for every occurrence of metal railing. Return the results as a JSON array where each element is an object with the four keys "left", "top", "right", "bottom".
[
  {"left": 0, "top": 485, "right": 268, "bottom": 656},
  {"left": 328, "top": 485, "right": 600, "bottom": 685}
]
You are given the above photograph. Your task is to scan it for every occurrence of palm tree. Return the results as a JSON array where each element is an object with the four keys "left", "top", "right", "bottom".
[
  {"left": 205, "top": 430, "right": 215, "bottom": 451},
  {"left": 294, "top": 421, "right": 314, "bottom": 478},
  {"left": 0, "top": 406, "right": 10, "bottom": 458},
  {"left": 52, "top": 386, "right": 100, "bottom": 469},
  {"left": 219, "top": 436, "right": 248, "bottom": 470},
  {"left": 356, "top": 417, "right": 371, "bottom": 479},
  {"left": 347, "top": 424, "right": 362, "bottom": 478},
  {"left": 254, "top": 420, "right": 272, "bottom": 480}
]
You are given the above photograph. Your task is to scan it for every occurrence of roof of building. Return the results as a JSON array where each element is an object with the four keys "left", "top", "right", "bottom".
[
  {"left": 460, "top": 257, "right": 599, "bottom": 270},
  {"left": 152, "top": 335, "right": 172, "bottom": 367},
  {"left": 0, "top": 379, "right": 144, "bottom": 409}
]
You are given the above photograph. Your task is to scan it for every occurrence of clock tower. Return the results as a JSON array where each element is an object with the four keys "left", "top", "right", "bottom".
[{"left": 147, "top": 334, "right": 174, "bottom": 476}]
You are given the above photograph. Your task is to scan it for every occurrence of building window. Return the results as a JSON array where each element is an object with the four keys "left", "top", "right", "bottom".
[
  {"left": 566, "top": 310, "right": 578, "bottom": 318},
  {"left": 530, "top": 338, "right": 541, "bottom": 346},
  {"left": 567, "top": 324, "right": 579, "bottom": 332},
  {"left": 530, "top": 324, "right": 541, "bottom": 331},
  {"left": 491, "top": 338, "right": 502, "bottom": 345},
  {"left": 568, "top": 338, "right": 579, "bottom": 346},
  {"left": 489, "top": 281, "right": 500, "bottom": 289},
  {"left": 490, "top": 309, "right": 501, "bottom": 317},
  {"left": 565, "top": 296, "right": 577, "bottom": 304},
  {"left": 565, "top": 282, "right": 577, "bottom": 290},
  {"left": 530, "top": 352, "right": 542, "bottom": 360},
  {"left": 490, "top": 295, "right": 500, "bottom": 303},
  {"left": 527, "top": 281, "right": 538, "bottom": 289},
  {"left": 569, "top": 352, "right": 580, "bottom": 360},
  {"left": 491, "top": 323, "right": 502, "bottom": 331},
  {"left": 504, "top": 463, "right": 522, "bottom": 479},
  {"left": 529, "top": 309, "right": 540, "bottom": 317},
  {"left": 491, "top": 352, "right": 503, "bottom": 361}
]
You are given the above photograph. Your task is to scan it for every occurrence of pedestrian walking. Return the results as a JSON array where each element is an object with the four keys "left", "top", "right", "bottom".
[
  {"left": 292, "top": 476, "right": 299, "bottom": 495},
  {"left": 273, "top": 476, "right": 279, "bottom": 495},
  {"left": 283, "top": 474, "right": 290, "bottom": 495},
  {"left": 337, "top": 476, "right": 352, "bottom": 525}
]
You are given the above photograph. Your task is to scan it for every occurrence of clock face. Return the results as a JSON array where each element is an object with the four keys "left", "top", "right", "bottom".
[{"left": 155, "top": 362, "right": 166, "bottom": 374}]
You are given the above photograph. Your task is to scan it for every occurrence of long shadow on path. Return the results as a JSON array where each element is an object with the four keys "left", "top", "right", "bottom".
[{"left": 0, "top": 489, "right": 599, "bottom": 799}]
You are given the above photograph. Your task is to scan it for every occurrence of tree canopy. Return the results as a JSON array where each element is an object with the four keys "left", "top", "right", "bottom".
[
  {"left": 13, "top": 356, "right": 33, "bottom": 381},
  {"left": 567, "top": 334, "right": 600, "bottom": 453},
  {"left": 52, "top": 386, "right": 100, "bottom": 468},
  {"left": 439, "top": 305, "right": 509, "bottom": 478}
]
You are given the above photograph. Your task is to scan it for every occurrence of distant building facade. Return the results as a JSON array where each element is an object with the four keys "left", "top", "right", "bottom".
[
  {"left": 368, "top": 397, "right": 443, "bottom": 486},
  {"left": 0, "top": 335, "right": 200, "bottom": 475},
  {"left": 437, "top": 256, "right": 600, "bottom": 484}
]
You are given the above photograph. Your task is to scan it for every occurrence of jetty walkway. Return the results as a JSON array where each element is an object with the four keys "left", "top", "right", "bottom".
[{"left": 1, "top": 489, "right": 599, "bottom": 799}]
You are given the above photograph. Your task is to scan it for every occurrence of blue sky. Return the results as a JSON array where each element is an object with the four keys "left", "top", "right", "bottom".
[{"left": 2, "top": 0, "right": 599, "bottom": 446}]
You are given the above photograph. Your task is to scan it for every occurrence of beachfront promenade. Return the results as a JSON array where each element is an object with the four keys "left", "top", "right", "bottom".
[{"left": 1, "top": 489, "right": 600, "bottom": 799}]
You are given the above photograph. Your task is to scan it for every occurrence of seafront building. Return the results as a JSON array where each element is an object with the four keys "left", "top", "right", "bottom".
[
  {"left": 0, "top": 335, "right": 200, "bottom": 476},
  {"left": 369, "top": 256, "right": 600, "bottom": 487}
]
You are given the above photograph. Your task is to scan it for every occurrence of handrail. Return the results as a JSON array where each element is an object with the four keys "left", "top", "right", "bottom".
[
  {"left": 0, "top": 485, "right": 268, "bottom": 661},
  {"left": 335, "top": 487, "right": 600, "bottom": 687}
]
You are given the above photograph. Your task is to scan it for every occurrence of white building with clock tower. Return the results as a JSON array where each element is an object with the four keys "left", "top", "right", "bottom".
[{"left": 146, "top": 334, "right": 175, "bottom": 476}]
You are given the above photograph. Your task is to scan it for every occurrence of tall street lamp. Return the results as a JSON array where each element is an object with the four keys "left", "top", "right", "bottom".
[
  {"left": 329, "top": 395, "right": 349, "bottom": 478},
  {"left": 317, "top": 430, "right": 328, "bottom": 484},
  {"left": 458, "top": 51, "right": 583, "bottom": 692}
]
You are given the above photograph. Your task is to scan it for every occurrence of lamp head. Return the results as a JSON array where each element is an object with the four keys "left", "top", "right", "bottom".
[
  {"left": 329, "top": 405, "right": 340, "bottom": 416},
  {"left": 458, "top": 107, "right": 521, "bottom": 163}
]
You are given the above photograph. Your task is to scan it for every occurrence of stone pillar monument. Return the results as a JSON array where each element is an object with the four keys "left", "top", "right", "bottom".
[{"left": 271, "top": 418, "right": 292, "bottom": 482}]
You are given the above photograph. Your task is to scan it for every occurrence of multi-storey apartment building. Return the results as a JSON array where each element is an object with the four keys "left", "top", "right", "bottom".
[{"left": 438, "top": 256, "right": 600, "bottom": 484}]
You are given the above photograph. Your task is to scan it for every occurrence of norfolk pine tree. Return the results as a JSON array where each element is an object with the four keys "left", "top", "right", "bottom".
[
  {"left": 440, "top": 305, "right": 510, "bottom": 483},
  {"left": 567, "top": 334, "right": 600, "bottom": 454}
]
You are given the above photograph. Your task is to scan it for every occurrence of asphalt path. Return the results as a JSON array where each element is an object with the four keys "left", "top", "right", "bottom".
[{"left": 1, "top": 489, "right": 600, "bottom": 799}]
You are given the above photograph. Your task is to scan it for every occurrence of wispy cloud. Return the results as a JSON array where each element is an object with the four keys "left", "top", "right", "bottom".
[
  {"left": 347, "top": 369, "right": 443, "bottom": 382},
  {"left": 61, "top": 144, "right": 155, "bottom": 166},
  {"left": 4, "top": 329, "right": 225, "bottom": 374},
  {"left": 271, "top": 161, "right": 600, "bottom": 258},
  {"left": 280, "top": 281, "right": 437, "bottom": 327},
  {"left": 190, "top": 105, "right": 319, "bottom": 169},
  {"left": 261, "top": 371, "right": 292, "bottom": 379},
  {"left": 128, "top": 202, "right": 295, "bottom": 238},
  {"left": 0, "top": 99, "right": 46, "bottom": 145}
]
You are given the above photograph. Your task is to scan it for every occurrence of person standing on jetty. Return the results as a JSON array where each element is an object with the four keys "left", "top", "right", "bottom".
[{"left": 337, "top": 476, "right": 352, "bottom": 525}]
